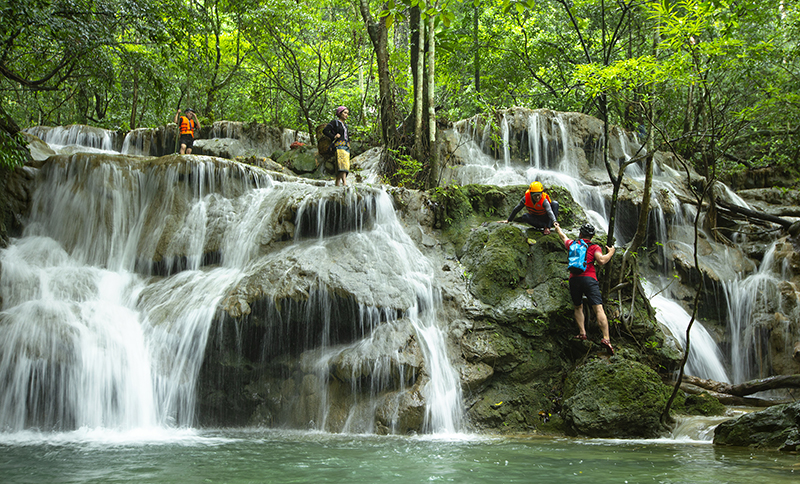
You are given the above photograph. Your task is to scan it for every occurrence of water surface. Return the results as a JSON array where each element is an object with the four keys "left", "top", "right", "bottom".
[{"left": 1, "top": 429, "right": 797, "bottom": 483}]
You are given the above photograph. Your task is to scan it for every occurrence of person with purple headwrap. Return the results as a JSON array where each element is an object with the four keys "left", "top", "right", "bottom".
[{"left": 322, "top": 106, "right": 351, "bottom": 186}]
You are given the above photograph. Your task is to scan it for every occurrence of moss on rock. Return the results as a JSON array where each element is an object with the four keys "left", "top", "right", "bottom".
[
  {"left": 562, "top": 355, "right": 672, "bottom": 438},
  {"left": 459, "top": 224, "right": 529, "bottom": 306},
  {"left": 684, "top": 392, "right": 727, "bottom": 416}
]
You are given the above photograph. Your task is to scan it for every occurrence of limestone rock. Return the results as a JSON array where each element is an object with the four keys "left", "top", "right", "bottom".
[
  {"left": 193, "top": 138, "right": 250, "bottom": 159},
  {"left": 277, "top": 147, "right": 320, "bottom": 174},
  {"left": 20, "top": 131, "right": 56, "bottom": 161},
  {"left": 714, "top": 401, "right": 800, "bottom": 451}
]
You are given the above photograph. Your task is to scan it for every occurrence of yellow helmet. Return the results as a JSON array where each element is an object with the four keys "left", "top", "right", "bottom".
[{"left": 529, "top": 181, "right": 543, "bottom": 193}]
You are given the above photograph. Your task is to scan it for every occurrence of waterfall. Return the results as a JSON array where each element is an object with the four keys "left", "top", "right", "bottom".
[
  {"left": 722, "top": 243, "right": 783, "bottom": 383},
  {"left": 644, "top": 281, "right": 730, "bottom": 382},
  {"left": 121, "top": 128, "right": 157, "bottom": 156},
  {"left": 296, "top": 191, "right": 463, "bottom": 434},
  {"left": 24, "top": 125, "right": 119, "bottom": 154},
  {"left": 527, "top": 112, "right": 544, "bottom": 170},
  {"left": 211, "top": 121, "right": 240, "bottom": 140},
  {"left": 444, "top": 108, "right": 733, "bottom": 381},
  {"left": 1, "top": 147, "right": 464, "bottom": 434},
  {"left": 500, "top": 116, "right": 510, "bottom": 168}
]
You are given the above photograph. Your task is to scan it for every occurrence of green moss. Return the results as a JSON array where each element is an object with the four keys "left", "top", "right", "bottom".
[
  {"left": 431, "top": 185, "right": 472, "bottom": 229},
  {"left": 563, "top": 356, "right": 673, "bottom": 438},
  {"left": 684, "top": 392, "right": 726, "bottom": 416},
  {"left": 461, "top": 224, "right": 529, "bottom": 305},
  {"left": 467, "top": 383, "right": 561, "bottom": 434}
]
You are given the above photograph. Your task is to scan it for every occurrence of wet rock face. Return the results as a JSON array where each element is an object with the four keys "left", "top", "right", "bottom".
[
  {"left": 714, "top": 401, "right": 800, "bottom": 451},
  {"left": 459, "top": 224, "right": 529, "bottom": 306},
  {"left": 562, "top": 356, "right": 672, "bottom": 438},
  {"left": 0, "top": 163, "right": 37, "bottom": 246}
]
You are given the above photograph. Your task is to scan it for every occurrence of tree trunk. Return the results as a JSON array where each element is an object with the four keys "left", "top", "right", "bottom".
[
  {"left": 680, "top": 382, "right": 781, "bottom": 407},
  {"left": 683, "top": 374, "right": 800, "bottom": 397},
  {"left": 716, "top": 198, "right": 793, "bottom": 228},
  {"left": 412, "top": 8, "right": 424, "bottom": 157},
  {"left": 473, "top": 3, "right": 480, "bottom": 92},
  {"left": 130, "top": 67, "right": 139, "bottom": 130},
  {"left": 358, "top": 0, "right": 397, "bottom": 147},
  {"left": 425, "top": 11, "right": 438, "bottom": 188},
  {"left": 626, "top": 153, "right": 654, "bottom": 253},
  {"left": 0, "top": 103, "right": 21, "bottom": 136}
]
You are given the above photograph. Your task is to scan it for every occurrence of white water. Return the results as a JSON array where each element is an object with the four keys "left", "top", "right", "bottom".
[
  {"left": 1, "top": 135, "right": 464, "bottom": 435},
  {"left": 644, "top": 281, "right": 729, "bottom": 382},
  {"left": 449, "top": 110, "right": 732, "bottom": 381},
  {"left": 722, "top": 243, "right": 785, "bottom": 383},
  {"left": 25, "top": 125, "right": 118, "bottom": 154}
]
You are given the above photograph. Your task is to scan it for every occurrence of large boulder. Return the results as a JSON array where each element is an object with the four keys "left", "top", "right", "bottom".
[
  {"left": 193, "top": 138, "right": 250, "bottom": 159},
  {"left": 20, "top": 131, "right": 56, "bottom": 161},
  {"left": 713, "top": 401, "right": 800, "bottom": 451},
  {"left": 562, "top": 356, "right": 672, "bottom": 438},
  {"left": 276, "top": 146, "right": 321, "bottom": 175}
]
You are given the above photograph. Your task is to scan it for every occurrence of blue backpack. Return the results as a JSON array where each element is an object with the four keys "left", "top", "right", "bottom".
[{"left": 568, "top": 239, "right": 589, "bottom": 274}]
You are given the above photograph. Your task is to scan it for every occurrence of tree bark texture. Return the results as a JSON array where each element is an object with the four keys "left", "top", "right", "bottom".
[
  {"left": 358, "top": 0, "right": 397, "bottom": 146},
  {"left": 425, "top": 12, "right": 438, "bottom": 188},
  {"left": 683, "top": 374, "right": 800, "bottom": 397},
  {"left": 716, "top": 198, "right": 793, "bottom": 229},
  {"left": 412, "top": 8, "right": 424, "bottom": 154}
]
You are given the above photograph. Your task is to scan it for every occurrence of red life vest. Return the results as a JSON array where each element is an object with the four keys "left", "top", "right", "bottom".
[
  {"left": 524, "top": 190, "right": 552, "bottom": 215},
  {"left": 178, "top": 116, "right": 196, "bottom": 136}
]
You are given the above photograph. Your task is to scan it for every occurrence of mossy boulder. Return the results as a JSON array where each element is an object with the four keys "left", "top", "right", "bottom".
[
  {"left": 562, "top": 356, "right": 672, "bottom": 438},
  {"left": 459, "top": 224, "right": 529, "bottom": 306},
  {"left": 277, "top": 147, "right": 319, "bottom": 174},
  {"left": 431, "top": 184, "right": 473, "bottom": 229},
  {"left": 713, "top": 401, "right": 800, "bottom": 451},
  {"left": 684, "top": 392, "right": 727, "bottom": 416}
]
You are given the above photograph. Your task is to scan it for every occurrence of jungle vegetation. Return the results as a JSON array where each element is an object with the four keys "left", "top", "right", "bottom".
[{"left": 0, "top": 0, "right": 798, "bottom": 186}]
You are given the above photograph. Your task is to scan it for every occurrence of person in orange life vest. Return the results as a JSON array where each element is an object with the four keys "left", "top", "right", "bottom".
[
  {"left": 554, "top": 222, "right": 616, "bottom": 354},
  {"left": 498, "top": 181, "right": 559, "bottom": 234},
  {"left": 174, "top": 108, "right": 200, "bottom": 154}
]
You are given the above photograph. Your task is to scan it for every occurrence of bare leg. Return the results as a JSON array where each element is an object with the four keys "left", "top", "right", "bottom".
[
  {"left": 574, "top": 304, "right": 586, "bottom": 337},
  {"left": 592, "top": 304, "right": 610, "bottom": 341},
  {"left": 180, "top": 143, "right": 187, "bottom": 155}
]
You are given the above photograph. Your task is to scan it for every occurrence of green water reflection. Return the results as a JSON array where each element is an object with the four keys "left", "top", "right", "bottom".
[{"left": 0, "top": 429, "right": 797, "bottom": 483}]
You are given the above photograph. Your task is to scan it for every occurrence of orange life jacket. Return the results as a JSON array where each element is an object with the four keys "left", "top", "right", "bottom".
[
  {"left": 178, "top": 116, "right": 196, "bottom": 136},
  {"left": 524, "top": 190, "right": 552, "bottom": 215}
]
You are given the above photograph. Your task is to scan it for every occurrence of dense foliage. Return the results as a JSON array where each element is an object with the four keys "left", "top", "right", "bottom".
[{"left": 0, "top": 0, "right": 797, "bottom": 177}]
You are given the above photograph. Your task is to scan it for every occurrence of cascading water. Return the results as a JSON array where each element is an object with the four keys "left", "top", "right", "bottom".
[
  {"left": 644, "top": 280, "right": 729, "bottom": 382},
  {"left": 25, "top": 125, "right": 119, "bottom": 154},
  {"left": 722, "top": 243, "right": 784, "bottom": 383},
  {"left": 448, "top": 108, "right": 732, "bottom": 381},
  {"left": 1, "top": 134, "right": 464, "bottom": 434}
]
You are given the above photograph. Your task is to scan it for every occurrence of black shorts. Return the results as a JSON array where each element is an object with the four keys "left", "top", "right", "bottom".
[
  {"left": 569, "top": 276, "right": 603, "bottom": 307},
  {"left": 517, "top": 212, "right": 550, "bottom": 228},
  {"left": 516, "top": 201, "right": 559, "bottom": 228},
  {"left": 180, "top": 134, "right": 194, "bottom": 148}
]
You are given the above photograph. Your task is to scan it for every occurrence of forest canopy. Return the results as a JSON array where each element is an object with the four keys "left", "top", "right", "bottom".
[{"left": 1, "top": 0, "right": 798, "bottom": 179}]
